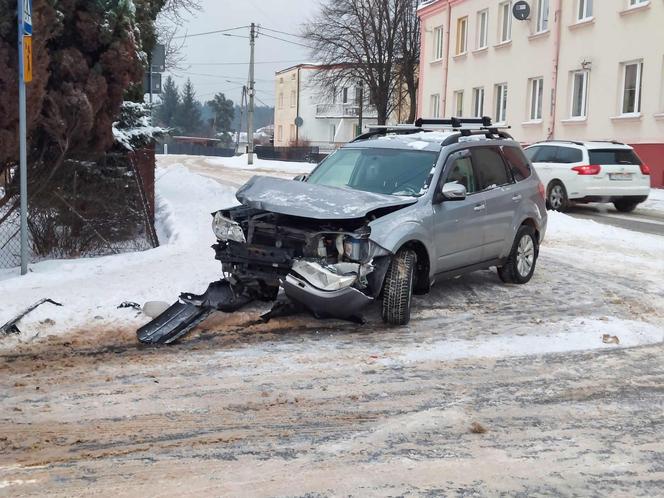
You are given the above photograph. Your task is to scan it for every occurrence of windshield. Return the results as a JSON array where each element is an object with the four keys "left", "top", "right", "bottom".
[{"left": 307, "top": 148, "right": 439, "bottom": 197}]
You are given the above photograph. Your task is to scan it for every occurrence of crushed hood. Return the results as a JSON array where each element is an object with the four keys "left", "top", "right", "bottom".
[{"left": 235, "top": 176, "right": 417, "bottom": 220}]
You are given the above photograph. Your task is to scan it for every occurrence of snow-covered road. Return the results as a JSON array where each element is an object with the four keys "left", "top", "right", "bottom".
[{"left": 1, "top": 154, "right": 663, "bottom": 496}]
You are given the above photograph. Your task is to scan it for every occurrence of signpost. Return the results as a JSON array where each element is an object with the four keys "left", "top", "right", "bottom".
[{"left": 18, "top": 0, "right": 32, "bottom": 275}]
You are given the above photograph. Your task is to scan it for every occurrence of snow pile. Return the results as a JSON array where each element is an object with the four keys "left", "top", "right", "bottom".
[
  {"left": 543, "top": 211, "right": 664, "bottom": 292},
  {"left": 641, "top": 188, "right": 664, "bottom": 213},
  {"left": 387, "top": 317, "right": 664, "bottom": 364},
  {"left": 0, "top": 166, "right": 237, "bottom": 346},
  {"left": 205, "top": 154, "right": 318, "bottom": 174}
]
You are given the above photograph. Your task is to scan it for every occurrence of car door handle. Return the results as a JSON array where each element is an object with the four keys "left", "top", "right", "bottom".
[
  {"left": 473, "top": 203, "right": 486, "bottom": 212},
  {"left": 512, "top": 194, "right": 522, "bottom": 202}
]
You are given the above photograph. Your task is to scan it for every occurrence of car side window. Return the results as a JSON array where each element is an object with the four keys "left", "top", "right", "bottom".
[
  {"left": 445, "top": 153, "right": 477, "bottom": 194},
  {"left": 471, "top": 146, "right": 512, "bottom": 191},
  {"left": 556, "top": 147, "right": 583, "bottom": 163},
  {"left": 534, "top": 146, "right": 559, "bottom": 163},
  {"left": 524, "top": 146, "right": 540, "bottom": 161},
  {"left": 501, "top": 146, "right": 532, "bottom": 182}
]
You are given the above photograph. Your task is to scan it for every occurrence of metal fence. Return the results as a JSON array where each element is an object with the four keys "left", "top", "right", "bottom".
[
  {"left": 160, "top": 142, "right": 236, "bottom": 157},
  {"left": 0, "top": 152, "right": 158, "bottom": 270},
  {"left": 255, "top": 145, "right": 328, "bottom": 163}
]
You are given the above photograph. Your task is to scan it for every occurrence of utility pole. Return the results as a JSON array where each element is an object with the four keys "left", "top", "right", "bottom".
[
  {"left": 247, "top": 22, "right": 256, "bottom": 165},
  {"left": 357, "top": 81, "right": 364, "bottom": 137},
  {"left": 18, "top": 0, "right": 32, "bottom": 276}
]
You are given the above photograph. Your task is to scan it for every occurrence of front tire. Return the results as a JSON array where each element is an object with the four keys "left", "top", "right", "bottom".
[
  {"left": 613, "top": 200, "right": 639, "bottom": 213},
  {"left": 498, "top": 226, "right": 539, "bottom": 284},
  {"left": 382, "top": 249, "right": 416, "bottom": 326},
  {"left": 547, "top": 181, "right": 569, "bottom": 212}
]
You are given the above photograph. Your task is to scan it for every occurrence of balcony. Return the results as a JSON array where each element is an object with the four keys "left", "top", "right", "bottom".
[{"left": 315, "top": 103, "right": 378, "bottom": 119}]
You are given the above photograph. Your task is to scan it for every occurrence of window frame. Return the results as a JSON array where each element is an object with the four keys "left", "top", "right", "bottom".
[
  {"left": 570, "top": 70, "right": 589, "bottom": 118},
  {"left": 620, "top": 61, "right": 643, "bottom": 116},
  {"left": 278, "top": 92, "right": 284, "bottom": 110},
  {"left": 430, "top": 93, "right": 441, "bottom": 118},
  {"left": 629, "top": 0, "right": 648, "bottom": 6},
  {"left": 456, "top": 16, "right": 468, "bottom": 55},
  {"left": 454, "top": 90, "right": 464, "bottom": 116},
  {"left": 495, "top": 83, "right": 508, "bottom": 124},
  {"left": 290, "top": 90, "right": 296, "bottom": 108},
  {"left": 477, "top": 10, "right": 489, "bottom": 49},
  {"left": 529, "top": 77, "right": 544, "bottom": 121},
  {"left": 433, "top": 25, "right": 445, "bottom": 61},
  {"left": 535, "top": 0, "right": 550, "bottom": 33},
  {"left": 499, "top": 1, "right": 512, "bottom": 43},
  {"left": 472, "top": 87, "right": 485, "bottom": 117},
  {"left": 577, "top": 0, "right": 593, "bottom": 21}
]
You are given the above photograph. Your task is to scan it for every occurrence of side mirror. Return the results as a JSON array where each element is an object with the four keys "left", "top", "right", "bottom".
[
  {"left": 293, "top": 174, "right": 308, "bottom": 182},
  {"left": 442, "top": 182, "right": 467, "bottom": 201}
]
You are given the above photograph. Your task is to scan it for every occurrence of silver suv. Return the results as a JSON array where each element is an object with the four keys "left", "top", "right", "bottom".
[{"left": 139, "top": 118, "right": 548, "bottom": 344}]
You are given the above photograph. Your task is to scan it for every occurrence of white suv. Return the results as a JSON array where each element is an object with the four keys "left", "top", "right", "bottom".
[{"left": 524, "top": 141, "right": 651, "bottom": 212}]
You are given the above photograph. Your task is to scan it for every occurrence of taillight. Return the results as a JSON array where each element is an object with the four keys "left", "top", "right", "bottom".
[
  {"left": 538, "top": 182, "right": 545, "bottom": 199},
  {"left": 640, "top": 164, "right": 651, "bottom": 175},
  {"left": 572, "top": 164, "right": 601, "bottom": 175}
]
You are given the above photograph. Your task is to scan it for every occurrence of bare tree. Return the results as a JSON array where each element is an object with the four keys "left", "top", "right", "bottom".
[
  {"left": 302, "top": 0, "right": 420, "bottom": 125},
  {"left": 397, "top": 0, "right": 420, "bottom": 123},
  {"left": 157, "top": 0, "right": 202, "bottom": 71}
]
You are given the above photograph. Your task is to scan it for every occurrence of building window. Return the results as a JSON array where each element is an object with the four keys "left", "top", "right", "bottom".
[
  {"left": 499, "top": 2, "right": 512, "bottom": 43},
  {"left": 290, "top": 90, "right": 296, "bottom": 108},
  {"left": 277, "top": 125, "right": 283, "bottom": 141},
  {"left": 621, "top": 61, "right": 643, "bottom": 115},
  {"left": 454, "top": 90, "right": 464, "bottom": 116},
  {"left": 577, "top": 0, "right": 593, "bottom": 20},
  {"left": 495, "top": 83, "right": 508, "bottom": 123},
  {"left": 342, "top": 87, "right": 349, "bottom": 104},
  {"left": 289, "top": 124, "right": 296, "bottom": 142},
  {"left": 456, "top": 17, "right": 468, "bottom": 55},
  {"left": 433, "top": 25, "right": 444, "bottom": 60},
  {"left": 430, "top": 94, "right": 441, "bottom": 118},
  {"left": 570, "top": 71, "right": 588, "bottom": 118},
  {"left": 529, "top": 78, "right": 544, "bottom": 120},
  {"left": 535, "top": 0, "right": 549, "bottom": 33},
  {"left": 477, "top": 10, "right": 488, "bottom": 49},
  {"left": 278, "top": 92, "right": 284, "bottom": 110},
  {"left": 629, "top": 0, "right": 648, "bottom": 6},
  {"left": 472, "top": 87, "right": 485, "bottom": 117}
]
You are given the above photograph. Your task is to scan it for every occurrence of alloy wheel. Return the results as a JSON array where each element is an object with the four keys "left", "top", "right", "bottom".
[
  {"left": 516, "top": 235, "right": 535, "bottom": 278},
  {"left": 549, "top": 185, "right": 564, "bottom": 210}
]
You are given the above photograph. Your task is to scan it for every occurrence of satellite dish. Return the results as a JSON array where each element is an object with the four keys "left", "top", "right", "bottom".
[
  {"left": 294, "top": 116, "right": 304, "bottom": 127},
  {"left": 513, "top": 1, "right": 531, "bottom": 21}
]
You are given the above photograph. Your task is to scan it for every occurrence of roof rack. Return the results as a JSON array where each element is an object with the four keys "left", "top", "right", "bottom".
[
  {"left": 532, "top": 139, "right": 584, "bottom": 146},
  {"left": 352, "top": 116, "right": 512, "bottom": 143}
]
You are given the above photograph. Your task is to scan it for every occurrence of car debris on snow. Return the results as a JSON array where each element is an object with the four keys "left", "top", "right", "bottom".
[{"left": 0, "top": 299, "right": 62, "bottom": 336}]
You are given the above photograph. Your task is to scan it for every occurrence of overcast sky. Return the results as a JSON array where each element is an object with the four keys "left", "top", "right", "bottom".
[{"left": 165, "top": 0, "right": 320, "bottom": 108}]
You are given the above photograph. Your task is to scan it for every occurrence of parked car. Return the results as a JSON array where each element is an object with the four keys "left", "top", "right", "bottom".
[
  {"left": 524, "top": 140, "right": 651, "bottom": 212},
  {"left": 139, "top": 117, "right": 548, "bottom": 344}
]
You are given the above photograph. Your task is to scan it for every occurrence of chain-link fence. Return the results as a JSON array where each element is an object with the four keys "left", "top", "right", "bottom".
[{"left": 0, "top": 152, "right": 158, "bottom": 270}]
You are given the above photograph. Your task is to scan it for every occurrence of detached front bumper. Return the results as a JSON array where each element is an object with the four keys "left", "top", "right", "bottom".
[{"left": 283, "top": 273, "right": 374, "bottom": 320}]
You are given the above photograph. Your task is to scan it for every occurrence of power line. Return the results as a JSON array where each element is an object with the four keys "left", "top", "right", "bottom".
[
  {"left": 258, "top": 32, "right": 311, "bottom": 49},
  {"left": 172, "top": 25, "right": 249, "bottom": 40},
  {"left": 187, "top": 59, "right": 305, "bottom": 66},
  {"left": 259, "top": 26, "right": 305, "bottom": 39}
]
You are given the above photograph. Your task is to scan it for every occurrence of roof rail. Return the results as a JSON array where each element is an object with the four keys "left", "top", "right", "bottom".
[
  {"left": 533, "top": 139, "right": 584, "bottom": 146},
  {"left": 415, "top": 116, "right": 494, "bottom": 128}
]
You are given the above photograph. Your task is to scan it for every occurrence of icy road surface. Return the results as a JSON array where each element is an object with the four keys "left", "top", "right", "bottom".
[{"left": 1, "top": 155, "right": 663, "bottom": 496}]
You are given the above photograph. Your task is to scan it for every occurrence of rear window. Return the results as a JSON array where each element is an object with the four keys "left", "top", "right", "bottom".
[
  {"left": 528, "top": 145, "right": 582, "bottom": 163},
  {"left": 588, "top": 149, "right": 641, "bottom": 165},
  {"left": 501, "top": 146, "right": 532, "bottom": 182},
  {"left": 471, "top": 147, "right": 512, "bottom": 190}
]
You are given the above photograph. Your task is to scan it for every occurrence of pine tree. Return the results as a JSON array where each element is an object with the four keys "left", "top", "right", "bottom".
[
  {"left": 207, "top": 93, "right": 235, "bottom": 134},
  {"left": 175, "top": 79, "right": 203, "bottom": 135},
  {"left": 155, "top": 76, "right": 180, "bottom": 128}
]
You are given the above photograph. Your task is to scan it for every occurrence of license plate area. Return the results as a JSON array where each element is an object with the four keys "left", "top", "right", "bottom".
[{"left": 609, "top": 173, "right": 633, "bottom": 181}]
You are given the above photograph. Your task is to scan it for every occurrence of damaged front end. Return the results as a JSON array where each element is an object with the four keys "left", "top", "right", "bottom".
[{"left": 138, "top": 204, "right": 393, "bottom": 345}]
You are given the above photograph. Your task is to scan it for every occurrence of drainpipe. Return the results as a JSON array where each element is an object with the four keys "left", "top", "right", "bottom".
[
  {"left": 417, "top": 16, "right": 426, "bottom": 120},
  {"left": 548, "top": 0, "right": 563, "bottom": 139},
  {"left": 441, "top": 0, "right": 452, "bottom": 116},
  {"left": 296, "top": 66, "right": 301, "bottom": 146}
]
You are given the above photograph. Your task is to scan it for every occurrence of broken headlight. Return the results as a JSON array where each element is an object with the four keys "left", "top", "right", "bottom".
[
  {"left": 212, "top": 212, "right": 246, "bottom": 243},
  {"left": 343, "top": 237, "right": 390, "bottom": 263}
]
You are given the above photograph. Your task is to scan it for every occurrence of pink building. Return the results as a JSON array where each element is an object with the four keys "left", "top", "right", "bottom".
[{"left": 417, "top": 0, "right": 664, "bottom": 187}]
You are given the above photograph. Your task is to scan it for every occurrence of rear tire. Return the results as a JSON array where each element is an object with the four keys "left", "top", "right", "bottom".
[
  {"left": 547, "top": 181, "right": 569, "bottom": 212},
  {"left": 613, "top": 200, "right": 639, "bottom": 213},
  {"left": 498, "top": 226, "right": 539, "bottom": 284},
  {"left": 382, "top": 249, "right": 416, "bottom": 326}
]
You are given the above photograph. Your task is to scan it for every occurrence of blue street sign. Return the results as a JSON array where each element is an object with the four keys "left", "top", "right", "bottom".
[{"left": 23, "top": 0, "right": 32, "bottom": 35}]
